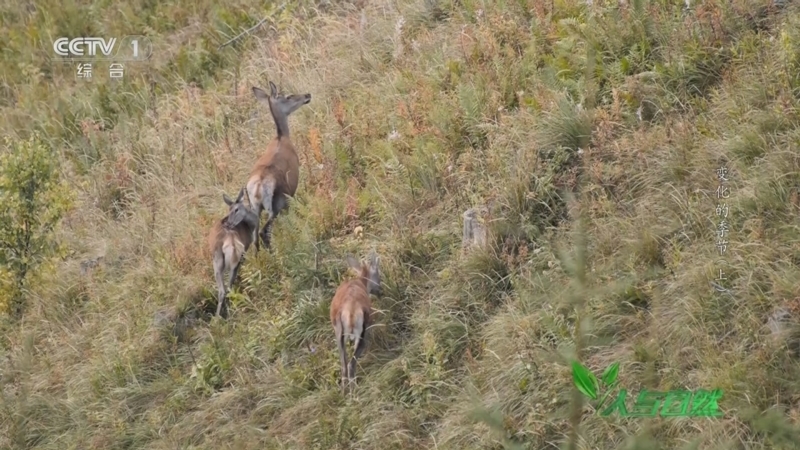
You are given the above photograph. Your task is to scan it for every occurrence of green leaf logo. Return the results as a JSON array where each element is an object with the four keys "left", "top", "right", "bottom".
[
  {"left": 601, "top": 362, "right": 619, "bottom": 387},
  {"left": 571, "top": 361, "right": 598, "bottom": 399},
  {"left": 596, "top": 362, "right": 621, "bottom": 411}
]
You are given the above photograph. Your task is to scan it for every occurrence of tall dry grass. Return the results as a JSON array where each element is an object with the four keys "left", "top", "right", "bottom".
[{"left": 2, "top": 0, "right": 800, "bottom": 449}]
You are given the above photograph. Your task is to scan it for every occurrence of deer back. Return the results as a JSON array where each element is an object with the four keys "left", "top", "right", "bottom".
[
  {"left": 207, "top": 219, "right": 253, "bottom": 256},
  {"left": 208, "top": 188, "right": 258, "bottom": 256},
  {"left": 330, "top": 276, "right": 372, "bottom": 326},
  {"left": 208, "top": 220, "right": 226, "bottom": 255},
  {"left": 249, "top": 136, "right": 300, "bottom": 198}
]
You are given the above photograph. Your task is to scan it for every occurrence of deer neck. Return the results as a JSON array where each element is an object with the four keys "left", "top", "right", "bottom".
[
  {"left": 241, "top": 209, "right": 259, "bottom": 231},
  {"left": 358, "top": 268, "right": 371, "bottom": 292},
  {"left": 269, "top": 101, "right": 291, "bottom": 139}
]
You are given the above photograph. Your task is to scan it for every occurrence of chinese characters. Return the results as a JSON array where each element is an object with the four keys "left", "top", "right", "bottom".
[
  {"left": 571, "top": 360, "right": 724, "bottom": 419},
  {"left": 76, "top": 63, "right": 124, "bottom": 80},
  {"left": 600, "top": 388, "right": 724, "bottom": 418},
  {"left": 714, "top": 165, "right": 731, "bottom": 291},
  {"left": 76, "top": 63, "right": 92, "bottom": 79},
  {"left": 109, "top": 63, "right": 124, "bottom": 79}
]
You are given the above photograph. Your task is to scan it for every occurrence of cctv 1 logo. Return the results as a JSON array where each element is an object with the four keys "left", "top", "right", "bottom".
[{"left": 52, "top": 36, "right": 153, "bottom": 61}]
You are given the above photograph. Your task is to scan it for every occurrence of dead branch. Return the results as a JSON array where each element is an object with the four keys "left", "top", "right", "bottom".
[{"left": 218, "top": 2, "right": 288, "bottom": 50}]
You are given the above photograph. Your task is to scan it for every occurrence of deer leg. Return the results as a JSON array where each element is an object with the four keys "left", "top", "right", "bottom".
[
  {"left": 259, "top": 183, "right": 275, "bottom": 251},
  {"left": 273, "top": 192, "right": 289, "bottom": 216},
  {"left": 213, "top": 252, "right": 228, "bottom": 318},
  {"left": 348, "top": 325, "right": 368, "bottom": 389},
  {"left": 253, "top": 214, "right": 261, "bottom": 254},
  {"left": 247, "top": 185, "right": 262, "bottom": 255},
  {"left": 334, "top": 320, "right": 348, "bottom": 394},
  {"left": 230, "top": 259, "right": 242, "bottom": 289},
  {"left": 260, "top": 216, "right": 278, "bottom": 253},
  {"left": 261, "top": 219, "right": 275, "bottom": 252},
  {"left": 262, "top": 193, "right": 288, "bottom": 252}
]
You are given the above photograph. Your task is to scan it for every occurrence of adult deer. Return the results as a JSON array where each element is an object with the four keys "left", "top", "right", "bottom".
[
  {"left": 330, "top": 250, "right": 383, "bottom": 394},
  {"left": 208, "top": 188, "right": 258, "bottom": 318},
  {"left": 247, "top": 81, "right": 311, "bottom": 253}
]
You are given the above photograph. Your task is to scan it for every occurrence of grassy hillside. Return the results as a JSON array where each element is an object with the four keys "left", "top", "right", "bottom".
[{"left": 3, "top": 0, "right": 800, "bottom": 448}]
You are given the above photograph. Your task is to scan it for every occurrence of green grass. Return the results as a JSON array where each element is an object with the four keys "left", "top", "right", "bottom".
[{"left": 4, "top": 0, "right": 800, "bottom": 448}]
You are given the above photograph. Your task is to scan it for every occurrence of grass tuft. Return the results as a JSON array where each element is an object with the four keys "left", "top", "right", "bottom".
[{"left": 5, "top": 0, "right": 800, "bottom": 448}]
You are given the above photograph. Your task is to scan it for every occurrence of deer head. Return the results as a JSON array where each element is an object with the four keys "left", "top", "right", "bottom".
[{"left": 346, "top": 249, "right": 382, "bottom": 297}]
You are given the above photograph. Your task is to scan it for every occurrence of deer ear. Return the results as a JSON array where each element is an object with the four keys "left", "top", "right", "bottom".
[
  {"left": 368, "top": 249, "right": 379, "bottom": 266},
  {"left": 226, "top": 209, "right": 244, "bottom": 228},
  {"left": 252, "top": 86, "right": 270, "bottom": 105},
  {"left": 235, "top": 187, "right": 245, "bottom": 203},
  {"left": 269, "top": 81, "right": 278, "bottom": 97},
  {"left": 223, "top": 193, "right": 234, "bottom": 206},
  {"left": 346, "top": 255, "right": 361, "bottom": 272}
]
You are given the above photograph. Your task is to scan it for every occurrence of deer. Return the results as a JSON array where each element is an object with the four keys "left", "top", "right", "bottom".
[
  {"left": 208, "top": 187, "right": 258, "bottom": 318},
  {"left": 330, "top": 250, "right": 383, "bottom": 394},
  {"left": 247, "top": 81, "right": 311, "bottom": 254}
]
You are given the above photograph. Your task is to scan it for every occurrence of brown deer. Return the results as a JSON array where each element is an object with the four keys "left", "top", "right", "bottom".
[
  {"left": 247, "top": 81, "right": 311, "bottom": 253},
  {"left": 330, "top": 250, "right": 383, "bottom": 394},
  {"left": 208, "top": 187, "right": 258, "bottom": 318}
]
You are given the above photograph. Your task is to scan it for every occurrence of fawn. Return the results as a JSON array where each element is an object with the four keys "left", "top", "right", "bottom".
[
  {"left": 330, "top": 250, "right": 383, "bottom": 394},
  {"left": 208, "top": 188, "right": 258, "bottom": 318}
]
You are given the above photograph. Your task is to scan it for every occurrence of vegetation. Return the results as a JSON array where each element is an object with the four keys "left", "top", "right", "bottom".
[
  {"left": 0, "top": 134, "right": 73, "bottom": 318},
  {"left": 2, "top": 0, "right": 800, "bottom": 448}
]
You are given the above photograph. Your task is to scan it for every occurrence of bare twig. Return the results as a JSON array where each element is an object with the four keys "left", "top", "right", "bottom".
[
  {"left": 218, "top": 17, "right": 269, "bottom": 50},
  {"left": 218, "top": 2, "right": 288, "bottom": 50}
]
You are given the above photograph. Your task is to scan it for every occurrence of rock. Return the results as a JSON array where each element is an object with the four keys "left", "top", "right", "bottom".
[
  {"left": 79, "top": 256, "right": 105, "bottom": 276},
  {"left": 767, "top": 306, "right": 800, "bottom": 356},
  {"left": 462, "top": 207, "right": 488, "bottom": 252},
  {"left": 153, "top": 306, "right": 180, "bottom": 328},
  {"left": 152, "top": 306, "right": 201, "bottom": 344}
]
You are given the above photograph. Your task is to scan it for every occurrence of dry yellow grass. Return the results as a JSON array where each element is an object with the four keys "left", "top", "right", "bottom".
[{"left": 3, "top": 0, "right": 800, "bottom": 449}]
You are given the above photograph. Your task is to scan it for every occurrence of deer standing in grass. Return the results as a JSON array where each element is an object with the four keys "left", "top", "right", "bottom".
[
  {"left": 208, "top": 188, "right": 258, "bottom": 318},
  {"left": 330, "top": 250, "right": 383, "bottom": 394},
  {"left": 247, "top": 81, "right": 311, "bottom": 253}
]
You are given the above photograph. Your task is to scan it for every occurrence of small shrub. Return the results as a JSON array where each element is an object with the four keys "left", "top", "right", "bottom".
[{"left": 0, "top": 134, "right": 73, "bottom": 317}]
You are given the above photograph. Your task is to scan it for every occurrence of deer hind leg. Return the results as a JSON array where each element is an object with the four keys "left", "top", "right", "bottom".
[
  {"left": 213, "top": 251, "right": 228, "bottom": 318},
  {"left": 262, "top": 219, "right": 276, "bottom": 252},
  {"left": 252, "top": 212, "right": 261, "bottom": 254},
  {"left": 273, "top": 192, "right": 289, "bottom": 217},
  {"left": 228, "top": 239, "right": 245, "bottom": 290},
  {"left": 262, "top": 193, "right": 288, "bottom": 252},
  {"left": 230, "top": 260, "right": 242, "bottom": 289},
  {"left": 258, "top": 182, "right": 276, "bottom": 251},
  {"left": 246, "top": 181, "right": 263, "bottom": 254},
  {"left": 348, "top": 317, "right": 367, "bottom": 388},
  {"left": 334, "top": 320, "right": 348, "bottom": 394}
]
